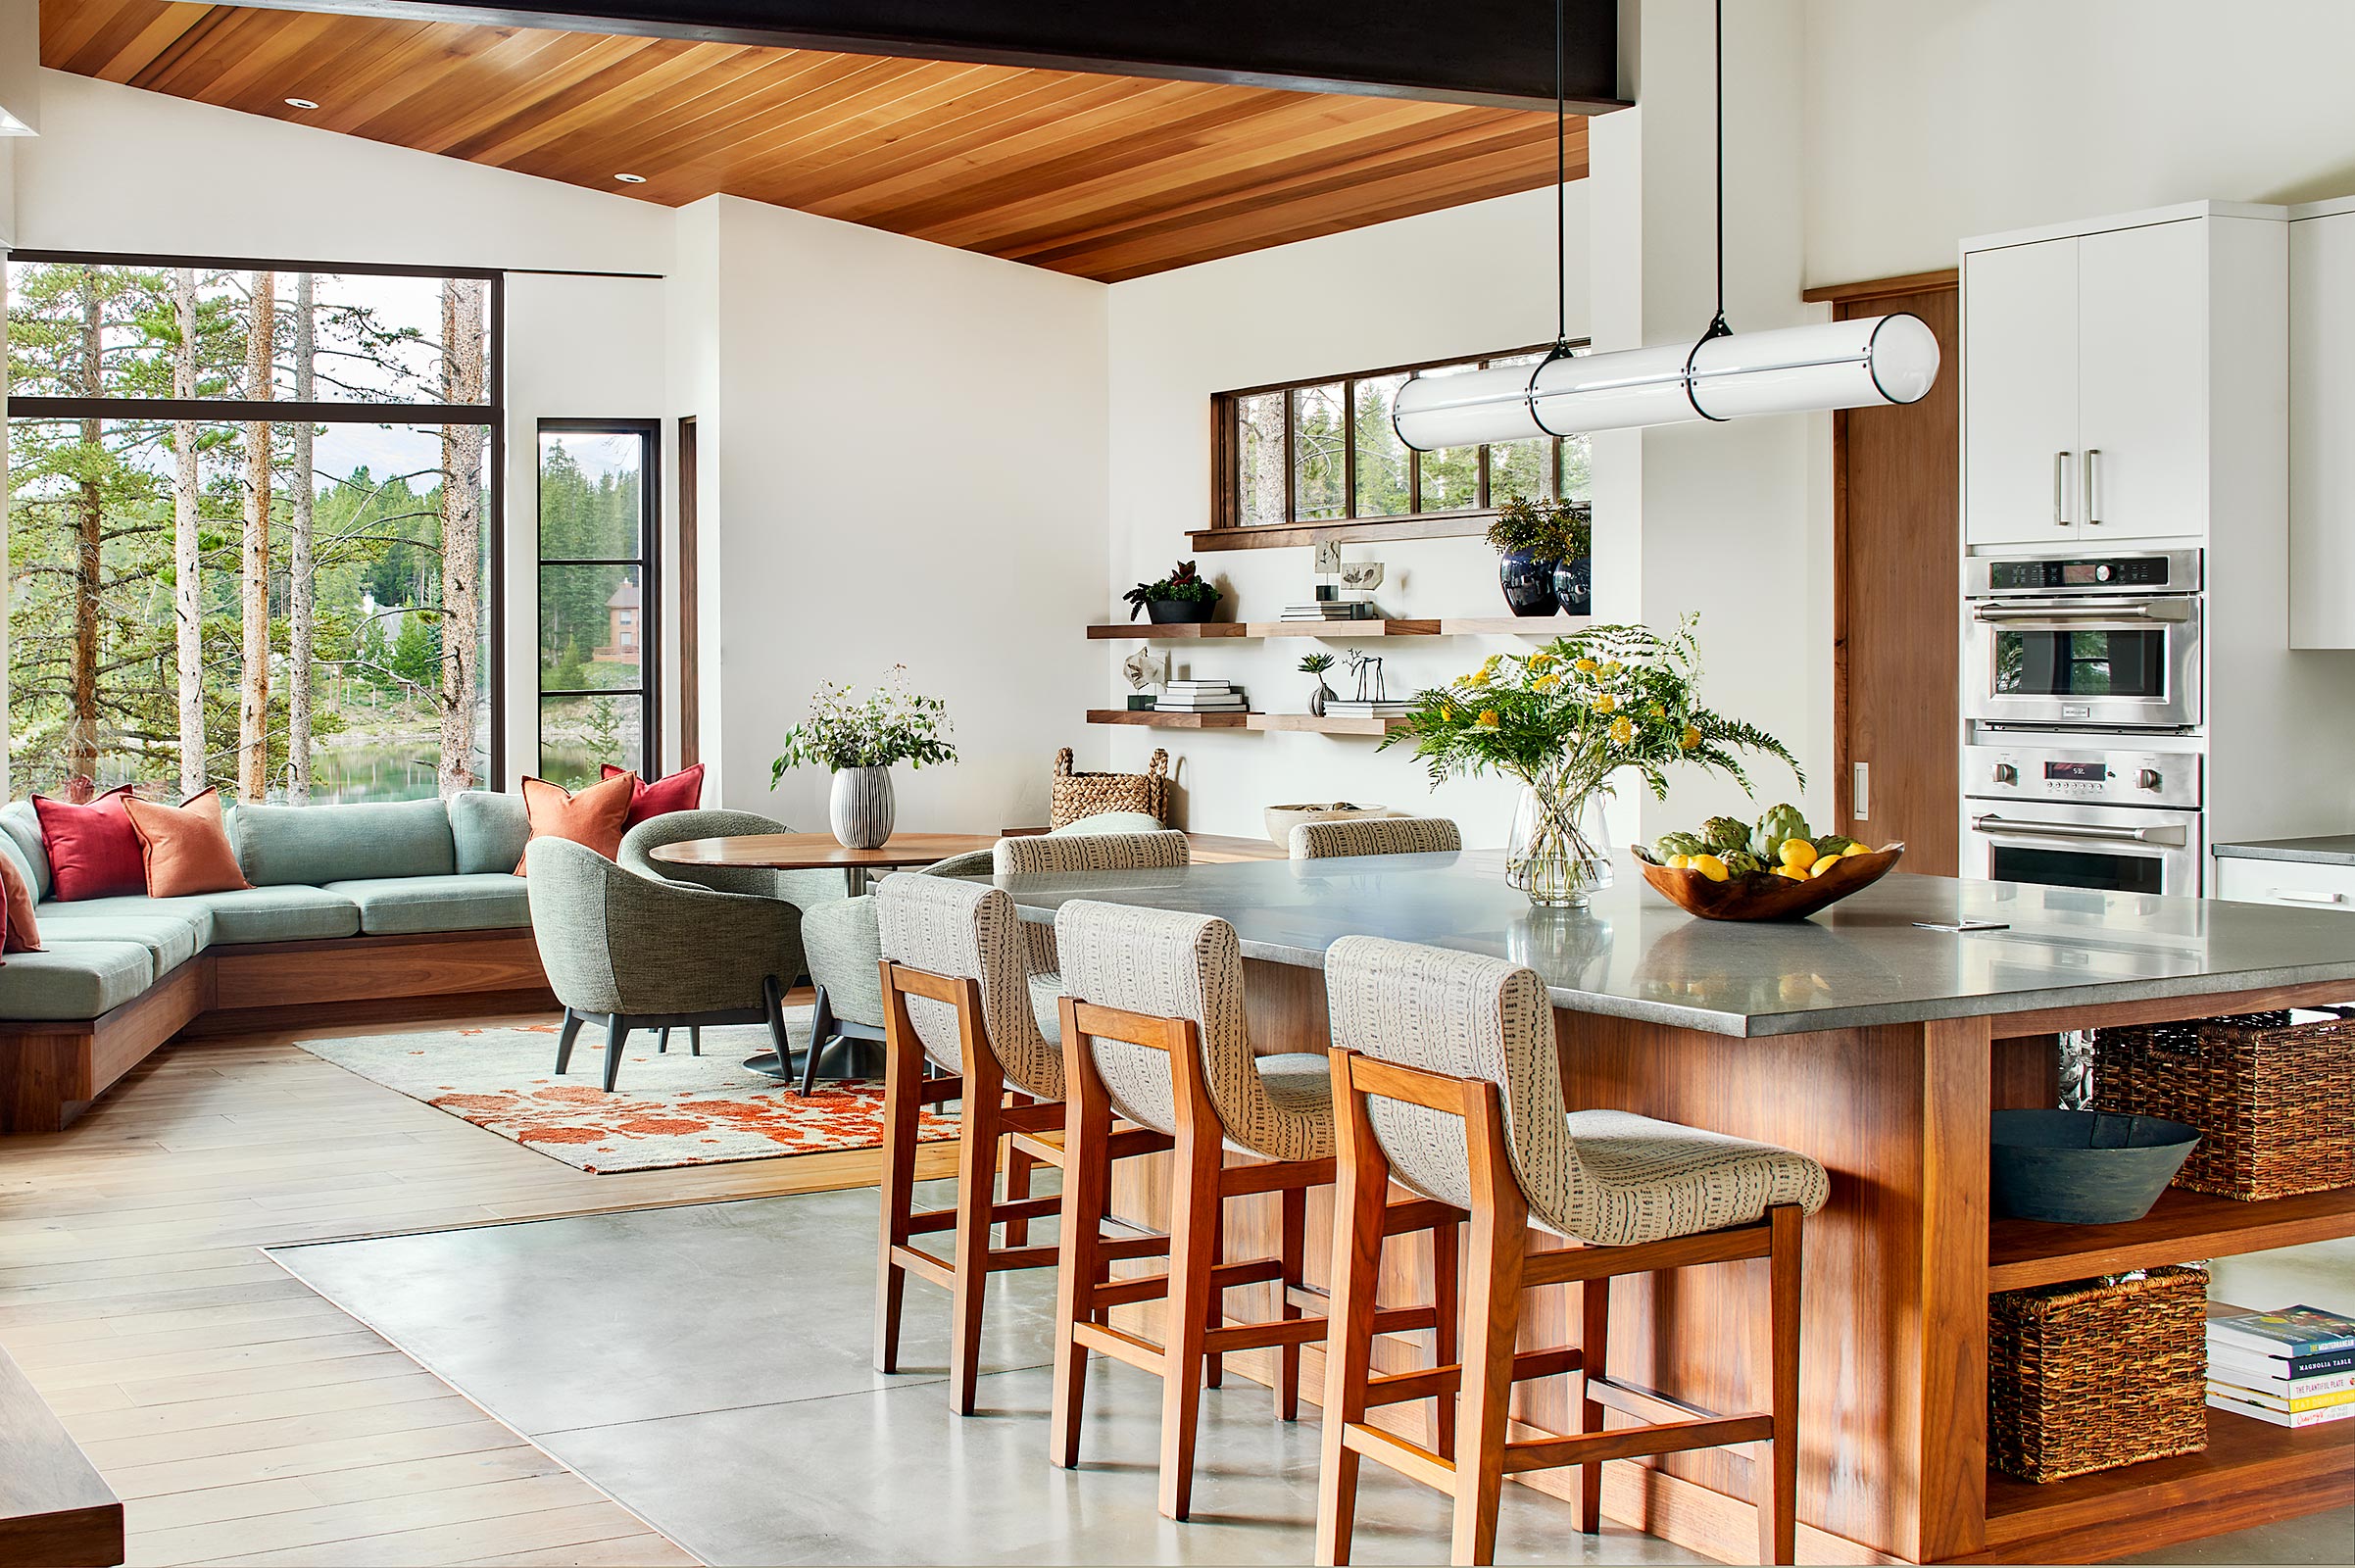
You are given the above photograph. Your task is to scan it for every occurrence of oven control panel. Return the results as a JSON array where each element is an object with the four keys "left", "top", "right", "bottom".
[{"left": 1964, "top": 743, "right": 2201, "bottom": 808}]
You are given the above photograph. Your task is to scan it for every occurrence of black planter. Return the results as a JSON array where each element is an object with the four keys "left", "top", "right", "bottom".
[
  {"left": 1498, "top": 549, "right": 1559, "bottom": 617},
  {"left": 1551, "top": 556, "right": 1593, "bottom": 617},
  {"left": 1145, "top": 599, "right": 1217, "bottom": 625}
]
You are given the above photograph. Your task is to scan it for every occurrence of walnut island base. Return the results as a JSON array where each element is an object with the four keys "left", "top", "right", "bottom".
[{"left": 986, "top": 855, "right": 2355, "bottom": 1565}]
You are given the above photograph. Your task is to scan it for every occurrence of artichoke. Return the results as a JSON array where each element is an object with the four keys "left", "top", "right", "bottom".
[
  {"left": 1752, "top": 803, "right": 1811, "bottom": 862},
  {"left": 1720, "top": 848, "right": 1767, "bottom": 877},
  {"left": 1655, "top": 831, "right": 1709, "bottom": 859},
  {"left": 1812, "top": 833, "right": 1859, "bottom": 858},
  {"left": 1701, "top": 815, "right": 1751, "bottom": 855}
]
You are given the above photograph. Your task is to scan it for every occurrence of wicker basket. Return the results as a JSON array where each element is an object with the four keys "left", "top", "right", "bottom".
[
  {"left": 1988, "top": 1266, "right": 2208, "bottom": 1483},
  {"left": 2090, "top": 1010, "right": 2355, "bottom": 1200},
  {"left": 1050, "top": 746, "right": 1167, "bottom": 828}
]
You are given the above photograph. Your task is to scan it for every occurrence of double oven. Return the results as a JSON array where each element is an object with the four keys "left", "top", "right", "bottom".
[{"left": 1961, "top": 548, "right": 2204, "bottom": 895}]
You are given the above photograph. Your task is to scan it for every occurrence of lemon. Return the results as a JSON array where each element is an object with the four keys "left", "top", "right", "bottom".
[
  {"left": 1779, "top": 839, "right": 1819, "bottom": 871},
  {"left": 1773, "top": 864, "right": 1807, "bottom": 881},
  {"left": 1808, "top": 858, "right": 1839, "bottom": 879},
  {"left": 1845, "top": 844, "right": 1874, "bottom": 858},
  {"left": 1667, "top": 854, "right": 1691, "bottom": 869},
  {"left": 1692, "top": 854, "right": 1730, "bottom": 882}
]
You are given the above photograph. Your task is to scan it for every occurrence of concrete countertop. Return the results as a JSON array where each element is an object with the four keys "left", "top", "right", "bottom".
[
  {"left": 988, "top": 852, "right": 2355, "bottom": 1038},
  {"left": 2211, "top": 834, "right": 2355, "bottom": 866}
]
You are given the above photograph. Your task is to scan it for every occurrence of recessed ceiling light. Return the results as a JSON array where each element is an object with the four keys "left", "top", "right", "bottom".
[
  {"left": 613, "top": 172, "right": 647, "bottom": 184},
  {"left": 283, "top": 97, "right": 319, "bottom": 111}
]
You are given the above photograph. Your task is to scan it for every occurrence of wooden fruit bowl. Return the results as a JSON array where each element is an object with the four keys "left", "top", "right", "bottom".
[{"left": 1635, "top": 844, "right": 1905, "bottom": 922}]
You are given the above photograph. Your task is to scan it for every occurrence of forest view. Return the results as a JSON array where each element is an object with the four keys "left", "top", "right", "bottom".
[{"left": 5, "top": 259, "right": 493, "bottom": 806}]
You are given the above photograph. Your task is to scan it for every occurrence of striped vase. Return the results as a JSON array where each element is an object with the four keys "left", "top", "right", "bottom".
[{"left": 829, "top": 766, "right": 896, "bottom": 849}]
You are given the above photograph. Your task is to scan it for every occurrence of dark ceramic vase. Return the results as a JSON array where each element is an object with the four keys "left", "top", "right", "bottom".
[
  {"left": 1498, "top": 549, "right": 1560, "bottom": 616},
  {"left": 1551, "top": 557, "right": 1593, "bottom": 617},
  {"left": 1146, "top": 599, "right": 1216, "bottom": 624}
]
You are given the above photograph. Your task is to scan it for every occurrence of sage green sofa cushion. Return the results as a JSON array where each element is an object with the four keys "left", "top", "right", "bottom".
[
  {"left": 449, "top": 791, "right": 531, "bottom": 876},
  {"left": 0, "top": 800, "right": 51, "bottom": 899},
  {"left": 235, "top": 799, "right": 456, "bottom": 886},
  {"left": 322, "top": 874, "right": 531, "bottom": 936},
  {"left": 30, "top": 897, "right": 209, "bottom": 972},
  {"left": 0, "top": 940, "right": 156, "bottom": 1020},
  {"left": 190, "top": 886, "right": 362, "bottom": 944}
]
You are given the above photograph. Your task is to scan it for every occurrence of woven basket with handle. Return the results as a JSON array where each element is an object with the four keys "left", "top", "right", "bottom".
[
  {"left": 1050, "top": 746, "right": 1166, "bottom": 828},
  {"left": 1987, "top": 1265, "right": 2208, "bottom": 1483},
  {"left": 2090, "top": 1010, "right": 2355, "bottom": 1200}
]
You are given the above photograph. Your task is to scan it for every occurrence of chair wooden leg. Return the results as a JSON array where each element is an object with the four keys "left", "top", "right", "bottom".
[
  {"left": 1204, "top": 1200, "right": 1226, "bottom": 1390},
  {"left": 1002, "top": 1102, "right": 1034, "bottom": 1250},
  {"left": 601, "top": 1016, "right": 629, "bottom": 1093},
  {"left": 1756, "top": 1204, "right": 1804, "bottom": 1566},
  {"left": 1157, "top": 1125, "right": 1224, "bottom": 1521},
  {"left": 948, "top": 1080, "right": 1005, "bottom": 1416},
  {"left": 1450, "top": 1205, "right": 1526, "bottom": 1566},
  {"left": 872, "top": 1028, "right": 924, "bottom": 1375},
  {"left": 1575, "top": 1275, "right": 1611, "bottom": 1534},
  {"left": 1433, "top": 1213, "right": 1460, "bottom": 1460},
  {"left": 1049, "top": 1056, "right": 1113, "bottom": 1470},
  {"left": 554, "top": 1008, "right": 583, "bottom": 1075},
  {"left": 1277, "top": 1183, "right": 1307, "bottom": 1421},
  {"left": 1315, "top": 1093, "right": 1392, "bottom": 1568}
]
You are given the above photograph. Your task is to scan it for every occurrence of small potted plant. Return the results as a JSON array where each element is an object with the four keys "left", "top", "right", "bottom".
[
  {"left": 770, "top": 665, "right": 958, "bottom": 848},
  {"left": 1123, "top": 560, "right": 1224, "bottom": 624},
  {"left": 1299, "top": 651, "right": 1338, "bottom": 716},
  {"left": 1487, "top": 495, "right": 1583, "bottom": 617}
]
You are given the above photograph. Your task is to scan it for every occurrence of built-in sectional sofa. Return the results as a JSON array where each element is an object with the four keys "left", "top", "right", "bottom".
[{"left": 0, "top": 793, "right": 557, "bottom": 1133}]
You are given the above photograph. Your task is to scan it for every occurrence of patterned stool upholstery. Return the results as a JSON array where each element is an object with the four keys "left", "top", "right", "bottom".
[
  {"left": 994, "top": 828, "right": 1192, "bottom": 1002},
  {"left": 1325, "top": 934, "right": 1827, "bottom": 1246},
  {"left": 874, "top": 873, "right": 1061, "bottom": 1101},
  {"left": 1054, "top": 899, "right": 1331, "bottom": 1162},
  {"left": 1289, "top": 815, "right": 1461, "bottom": 859}
]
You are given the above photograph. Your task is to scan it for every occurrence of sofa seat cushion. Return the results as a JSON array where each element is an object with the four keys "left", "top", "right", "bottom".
[
  {"left": 322, "top": 874, "right": 531, "bottom": 936},
  {"left": 32, "top": 899, "right": 208, "bottom": 973},
  {"left": 235, "top": 799, "right": 456, "bottom": 886},
  {"left": 188, "top": 886, "right": 362, "bottom": 944},
  {"left": 0, "top": 940, "right": 156, "bottom": 1020}
]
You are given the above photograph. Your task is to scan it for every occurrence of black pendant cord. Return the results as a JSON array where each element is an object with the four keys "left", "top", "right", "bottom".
[
  {"left": 1702, "top": 0, "right": 1731, "bottom": 341},
  {"left": 1550, "top": 0, "right": 1570, "bottom": 355}
]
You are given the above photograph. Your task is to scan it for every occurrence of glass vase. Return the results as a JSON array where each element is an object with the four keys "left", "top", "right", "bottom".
[{"left": 1505, "top": 775, "right": 1614, "bottom": 908}]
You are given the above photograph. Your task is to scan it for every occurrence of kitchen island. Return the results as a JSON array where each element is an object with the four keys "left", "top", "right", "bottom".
[{"left": 990, "top": 853, "right": 2355, "bottom": 1565}]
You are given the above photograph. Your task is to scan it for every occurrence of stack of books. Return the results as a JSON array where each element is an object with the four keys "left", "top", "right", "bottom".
[
  {"left": 1155, "top": 679, "right": 1247, "bottom": 713},
  {"left": 1323, "top": 697, "right": 1413, "bottom": 719},
  {"left": 1279, "top": 601, "right": 1371, "bottom": 622},
  {"left": 2205, "top": 1304, "right": 2355, "bottom": 1429}
]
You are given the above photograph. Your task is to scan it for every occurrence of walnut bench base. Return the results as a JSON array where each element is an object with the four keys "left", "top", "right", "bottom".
[{"left": 0, "top": 928, "right": 551, "bottom": 1135}]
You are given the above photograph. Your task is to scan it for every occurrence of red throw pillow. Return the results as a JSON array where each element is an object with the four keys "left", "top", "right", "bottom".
[
  {"left": 602, "top": 761, "right": 705, "bottom": 828},
  {"left": 33, "top": 786, "right": 146, "bottom": 902},
  {"left": 123, "top": 787, "right": 253, "bottom": 899},
  {"left": 516, "top": 772, "right": 639, "bottom": 874},
  {"left": 0, "top": 850, "right": 40, "bottom": 956}
]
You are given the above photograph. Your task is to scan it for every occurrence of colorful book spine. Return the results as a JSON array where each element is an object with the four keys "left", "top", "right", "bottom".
[
  {"left": 2205, "top": 1378, "right": 2355, "bottom": 1412},
  {"left": 2207, "top": 1351, "right": 2355, "bottom": 1396},
  {"left": 2206, "top": 1390, "right": 2355, "bottom": 1429},
  {"left": 2205, "top": 1306, "right": 2355, "bottom": 1357}
]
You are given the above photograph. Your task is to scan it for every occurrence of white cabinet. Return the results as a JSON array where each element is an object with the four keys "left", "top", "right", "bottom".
[
  {"left": 2290, "top": 205, "right": 2355, "bottom": 648},
  {"left": 1963, "top": 216, "right": 2219, "bottom": 546},
  {"left": 2213, "top": 854, "right": 2355, "bottom": 911}
]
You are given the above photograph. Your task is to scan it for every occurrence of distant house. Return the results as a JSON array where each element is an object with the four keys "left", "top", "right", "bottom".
[{"left": 592, "top": 579, "right": 640, "bottom": 662}]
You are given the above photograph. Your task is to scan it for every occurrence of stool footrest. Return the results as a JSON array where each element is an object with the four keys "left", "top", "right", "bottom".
[
  {"left": 1202, "top": 1315, "right": 1328, "bottom": 1354},
  {"left": 1502, "top": 1412, "right": 1771, "bottom": 1474},
  {"left": 1006, "top": 1130, "right": 1066, "bottom": 1165},
  {"left": 1586, "top": 1373, "right": 1715, "bottom": 1428},
  {"left": 988, "top": 1194, "right": 1060, "bottom": 1225},
  {"left": 1342, "top": 1422, "right": 1454, "bottom": 1492},
  {"left": 1073, "top": 1319, "right": 1162, "bottom": 1374},
  {"left": 1365, "top": 1346, "right": 1582, "bottom": 1408},
  {"left": 906, "top": 1208, "right": 957, "bottom": 1236}
]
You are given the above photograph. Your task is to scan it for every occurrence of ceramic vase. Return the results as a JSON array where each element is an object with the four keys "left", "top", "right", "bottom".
[
  {"left": 830, "top": 765, "right": 895, "bottom": 849},
  {"left": 1497, "top": 548, "right": 1560, "bottom": 616},
  {"left": 1551, "top": 556, "right": 1594, "bottom": 617}
]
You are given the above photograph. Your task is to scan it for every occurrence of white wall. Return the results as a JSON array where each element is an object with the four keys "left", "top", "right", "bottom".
[
  {"left": 1804, "top": 0, "right": 2355, "bottom": 286},
  {"left": 693, "top": 195, "right": 1109, "bottom": 834},
  {"left": 1103, "top": 186, "right": 1587, "bottom": 841}
]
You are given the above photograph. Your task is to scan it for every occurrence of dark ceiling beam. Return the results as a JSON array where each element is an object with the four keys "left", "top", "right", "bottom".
[{"left": 213, "top": 0, "right": 1628, "bottom": 113}]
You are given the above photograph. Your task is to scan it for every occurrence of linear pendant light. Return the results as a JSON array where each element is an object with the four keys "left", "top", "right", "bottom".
[{"left": 1394, "top": 0, "right": 1939, "bottom": 452}]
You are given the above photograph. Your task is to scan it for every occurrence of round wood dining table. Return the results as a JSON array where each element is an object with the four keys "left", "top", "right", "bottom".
[{"left": 647, "top": 831, "right": 1000, "bottom": 897}]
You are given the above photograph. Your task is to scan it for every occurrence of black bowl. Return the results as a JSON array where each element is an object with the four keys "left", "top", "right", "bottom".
[{"left": 1989, "top": 1109, "right": 2201, "bottom": 1225}]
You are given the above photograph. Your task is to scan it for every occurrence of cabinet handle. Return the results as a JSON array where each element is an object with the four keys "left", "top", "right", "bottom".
[
  {"left": 2270, "top": 888, "right": 2346, "bottom": 905},
  {"left": 2053, "top": 451, "right": 2072, "bottom": 526},
  {"left": 2085, "top": 448, "right": 2101, "bottom": 526}
]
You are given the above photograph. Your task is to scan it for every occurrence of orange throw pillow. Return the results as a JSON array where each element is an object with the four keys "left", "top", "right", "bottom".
[
  {"left": 516, "top": 772, "right": 639, "bottom": 874},
  {"left": 123, "top": 787, "right": 253, "bottom": 899},
  {"left": 0, "top": 850, "right": 40, "bottom": 955}
]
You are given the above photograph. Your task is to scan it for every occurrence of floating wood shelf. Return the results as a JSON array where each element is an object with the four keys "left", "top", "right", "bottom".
[
  {"left": 1087, "top": 615, "right": 1591, "bottom": 640},
  {"left": 1438, "top": 615, "right": 1593, "bottom": 635},
  {"left": 1085, "top": 709, "right": 1407, "bottom": 735},
  {"left": 1983, "top": 1406, "right": 2352, "bottom": 1557},
  {"left": 1987, "top": 1183, "right": 2355, "bottom": 1293}
]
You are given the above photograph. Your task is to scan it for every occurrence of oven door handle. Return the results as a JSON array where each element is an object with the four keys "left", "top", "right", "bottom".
[
  {"left": 1971, "top": 813, "right": 2189, "bottom": 848},
  {"left": 1968, "top": 600, "right": 2193, "bottom": 625}
]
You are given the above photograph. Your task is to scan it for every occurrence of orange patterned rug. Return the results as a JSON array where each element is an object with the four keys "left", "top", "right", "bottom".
[{"left": 299, "top": 1020, "right": 959, "bottom": 1173}]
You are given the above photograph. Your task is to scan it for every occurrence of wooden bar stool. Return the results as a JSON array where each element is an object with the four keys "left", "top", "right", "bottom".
[
  {"left": 1315, "top": 936, "right": 1828, "bottom": 1567},
  {"left": 1047, "top": 899, "right": 1461, "bottom": 1522},
  {"left": 871, "top": 874, "right": 1172, "bottom": 1414}
]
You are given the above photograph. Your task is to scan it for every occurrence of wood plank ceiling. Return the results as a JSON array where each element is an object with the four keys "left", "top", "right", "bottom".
[{"left": 38, "top": 0, "right": 1584, "bottom": 282}]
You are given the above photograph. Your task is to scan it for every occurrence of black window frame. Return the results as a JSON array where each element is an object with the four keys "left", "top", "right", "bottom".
[{"left": 534, "top": 417, "right": 662, "bottom": 786}]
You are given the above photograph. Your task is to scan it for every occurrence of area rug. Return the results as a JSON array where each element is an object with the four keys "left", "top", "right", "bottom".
[{"left": 299, "top": 1019, "right": 958, "bottom": 1174}]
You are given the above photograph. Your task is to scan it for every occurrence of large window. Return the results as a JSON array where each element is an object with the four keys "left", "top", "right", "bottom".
[
  {"left": 4, "top": 254, "right": 500, "bottom": 804},
  {"left": 1211, "top": 346, "right": 1592, "bottom": 540},
  {"left": 536, "top": 422, "right": 658, "bottom": 789}
]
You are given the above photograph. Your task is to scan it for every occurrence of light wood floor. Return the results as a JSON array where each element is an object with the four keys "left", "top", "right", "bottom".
[{"left": 0, "top": 1012, "right": 957, "bottom": 1567}]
